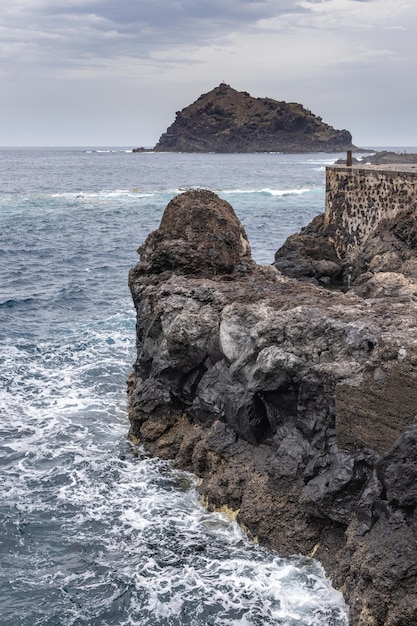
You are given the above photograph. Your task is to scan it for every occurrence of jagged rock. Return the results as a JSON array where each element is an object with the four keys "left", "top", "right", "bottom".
[
  {"left": 347, "top": 205, "right": 417, "bottom": 299},
  {"left": 128, "top": 190, "right": 417, "bottom": 626},
  {"left": 273, "top": 194, "right": 417, "bottom": 300},
  {"left": 153, "top": 83, "right": 356, "bottom": 153},
  {"left": 273, "top": 214, "right": 343, "bottom": 286}
]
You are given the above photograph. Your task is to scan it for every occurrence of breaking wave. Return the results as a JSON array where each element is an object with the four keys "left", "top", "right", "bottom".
[{"left": 0, "top": 148, "right": 349, "bottom": 625}]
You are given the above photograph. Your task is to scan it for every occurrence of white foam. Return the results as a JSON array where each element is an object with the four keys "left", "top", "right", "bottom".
[
  {"left": 1, "top": 325, "right": 349, "bottom": 625},
  {"left": 263, "top": 187, "right": 313, "bottom": 196},
  {"left": 0, "top": 151, "right": 348, "bottom": 624},
  {"left": 221, "top": 187, "right": 315, "bottom": 196},
  {"left": 50, "top": 189, "right": 156, "bottom": 200}
]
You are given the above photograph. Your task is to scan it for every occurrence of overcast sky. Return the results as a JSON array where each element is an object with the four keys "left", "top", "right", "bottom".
[{"left": 1, "top": 0, "right": 416, "bottom": 147}]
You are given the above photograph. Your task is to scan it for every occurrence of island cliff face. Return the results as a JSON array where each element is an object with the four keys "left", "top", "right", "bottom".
[
  {"left": 153, "top": 83, "right": 355, "bottom": 153},
  {"left": 128, "top": 189, "right": 417, "bottom": 626}
]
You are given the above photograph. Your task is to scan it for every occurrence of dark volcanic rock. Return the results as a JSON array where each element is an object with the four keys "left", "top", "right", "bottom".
[
  {"left": 128, "top": 190, "right": 417, "bottom": 626},
  {"left": 273, "top": 199, "right": 417, "bottom": 299},
  {"left": 153, "top": 83, "right": 356, "bottom": 153},
  {"left": 273, "top": 214, "right": 343, "bottom": 286},
  {"left": 135, "top": 189, "right": 255, "bottom": 277}
]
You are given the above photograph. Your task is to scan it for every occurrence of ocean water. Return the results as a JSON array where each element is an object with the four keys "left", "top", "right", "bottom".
[{"left": 0, "top": 148, "right": 350, "bottom": 625}]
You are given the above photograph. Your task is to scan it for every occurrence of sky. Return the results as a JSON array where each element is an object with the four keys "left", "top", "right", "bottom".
[{"left": 1, "top": 0, "right": 416, "bottom": 148}]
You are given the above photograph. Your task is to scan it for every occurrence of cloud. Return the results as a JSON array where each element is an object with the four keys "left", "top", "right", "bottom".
[
  {"left": 1, "top": 0, "right": 417, "bottom": 145},
  {"left": 0, "top": 0, "right": 309, "bottom": 75},
  {"left": 2, "top": 0, "right": 413, "bottom": 78}
]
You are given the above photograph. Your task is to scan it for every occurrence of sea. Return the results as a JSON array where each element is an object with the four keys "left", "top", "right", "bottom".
[{"left": 0, "top": 147, "right": 366, "bottom": 626}]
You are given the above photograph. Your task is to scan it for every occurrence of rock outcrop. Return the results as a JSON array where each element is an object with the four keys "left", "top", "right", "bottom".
[
  {"left": 336, "top": 151, "right": 417, "bottom": 166},
  {"left": 152, "top": 83, "right": 356, "bottom": 153},
  {"left": 273, "top": 184, "right": 417, "bottom": 300},
  {"left": 128, "top": 189, "right": 417, "bottom": 626}
]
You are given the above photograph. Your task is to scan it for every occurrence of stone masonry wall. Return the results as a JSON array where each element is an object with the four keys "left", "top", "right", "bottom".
[{"left": 325, "top": 165, "right": 417, "bottom": 259}]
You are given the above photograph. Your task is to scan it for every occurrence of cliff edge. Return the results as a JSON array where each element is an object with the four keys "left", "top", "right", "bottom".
[
  {"left": 128, "top": 189, "right": 417, "bottom": 626},
  {"left": 152, "top": 83, "right": 356, "bottom": 153}
]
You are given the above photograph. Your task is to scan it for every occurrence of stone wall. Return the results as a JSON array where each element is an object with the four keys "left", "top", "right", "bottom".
[{"left": 325, "top": 165, "right": 417, "bottom": 259}]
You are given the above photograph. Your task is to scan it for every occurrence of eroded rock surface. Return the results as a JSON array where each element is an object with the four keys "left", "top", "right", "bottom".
[{"left": 128, "top": 190, "right": 417, "bottom": 626}]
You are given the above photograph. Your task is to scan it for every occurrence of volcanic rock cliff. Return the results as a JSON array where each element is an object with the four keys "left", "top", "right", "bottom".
[
  {"left": 128, "top": 189, "right": 417, "bottom": 626},
  {"left": 153, "top": 83, "right": 356, "bottom": 153}
]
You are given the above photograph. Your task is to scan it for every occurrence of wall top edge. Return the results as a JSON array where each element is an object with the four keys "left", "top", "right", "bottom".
[{"left": 327, "top": 164, "right": 417, "bottom": 176}]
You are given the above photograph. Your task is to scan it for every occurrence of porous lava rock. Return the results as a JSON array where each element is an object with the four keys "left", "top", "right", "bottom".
[
  {"left": 128, "top": 190, "right": 417, "bottom": 626},
  {"left": 136, "top": 189, "right": 255, "bottom": 277},
  {"left": 152, "top": 83, "right": 356, "bottom": 153}
]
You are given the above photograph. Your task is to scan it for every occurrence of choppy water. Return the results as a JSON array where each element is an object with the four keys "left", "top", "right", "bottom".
[{"left": 0, "top": 148, "right": 349, "bottom": 625}]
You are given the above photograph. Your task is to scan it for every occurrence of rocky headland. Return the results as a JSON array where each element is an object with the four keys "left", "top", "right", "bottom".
[
  {"left": 149, "top": 83, "right": 356, "bottom": 153},
  {"left": 128, "top": 188, "right": 417, "bottom": 625}
]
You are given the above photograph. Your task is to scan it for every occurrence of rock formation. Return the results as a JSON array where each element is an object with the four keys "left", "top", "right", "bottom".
[
  {"left": 336, "top": 150, "right": 417, "bottom": 166},
  {"left": 152, "top": 83, "right": 356, "bottom": 153},
  {"left": 274, "top": 173, "right": 417, "bottom": 300},
  {"left": 128, "top": 189, "right": 417, "bottom": 626}
]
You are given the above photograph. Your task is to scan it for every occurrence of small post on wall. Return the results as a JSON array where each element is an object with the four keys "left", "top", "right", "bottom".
[{"left": 346, "top": 150, "right": 352, "bottom": 167}]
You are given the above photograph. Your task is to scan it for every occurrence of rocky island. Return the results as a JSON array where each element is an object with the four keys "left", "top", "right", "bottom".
[
  {"left": 127, "top": 169, "right": 417, "bottom": 625},
  {"left": 148, "top": 83, "right": 356, "bottom": 153}
]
